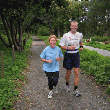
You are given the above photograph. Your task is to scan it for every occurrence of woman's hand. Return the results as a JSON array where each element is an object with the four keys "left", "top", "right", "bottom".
[
  {"left": 47, "top": 60, "right": 53, "bottom": 63},
  {"left": 56, "top": 57, "right": 61, "bottom": 61}
]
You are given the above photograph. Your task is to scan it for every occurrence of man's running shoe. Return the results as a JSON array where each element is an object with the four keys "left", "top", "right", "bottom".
[
  {"left": 73, "top": 89, "right": 81, "bottom": 97},
  {"left": 64, "top": 85, "right": 70, "bottom": 92},
  {"left": 48, "top": 91, "right": 53, "bottom": 99}
]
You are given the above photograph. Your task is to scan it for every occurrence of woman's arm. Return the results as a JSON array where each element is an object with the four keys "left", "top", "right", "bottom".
[
  {"left": 56, "top": 57, "right": 62, "bottom": 61},
  {"left": 41, "top": 58, "right": 52, "bottom": 63}
]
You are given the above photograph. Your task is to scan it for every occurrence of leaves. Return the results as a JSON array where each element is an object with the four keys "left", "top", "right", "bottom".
[{"left": 0, "top": 35, "right": 32, "bottom": 109}]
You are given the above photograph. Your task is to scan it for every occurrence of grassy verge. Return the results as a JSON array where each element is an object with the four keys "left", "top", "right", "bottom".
[
  {"left": 37, "top": 35, "right": 110, "bottom": 97},
  {"left": 83, "top": 39, "right": 110, "bottom": 51},
  {"left": 0, "top": 34, "right": 33, "bottom": 109}
]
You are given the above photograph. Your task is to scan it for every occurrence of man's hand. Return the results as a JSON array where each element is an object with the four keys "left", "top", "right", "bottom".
[
  {"left": 56, "top": 57, "right": 61, "bottom": 61},
  {"left": 80, "top": 47, "right": 83, "bottom": 51},
  {"left": 47, "top": 60, "right": 53, "bottom": 63},
  {"left": 68, "top": 44, "right": 77, "bottom": 50}
]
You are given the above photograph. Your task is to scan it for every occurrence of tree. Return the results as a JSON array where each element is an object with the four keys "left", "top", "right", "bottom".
[
  {"left": 0, "top": 0, "right": 36, "bottom": 50},
  {"left": 86, "top": 0, "right": 110, "bottom": 37}
]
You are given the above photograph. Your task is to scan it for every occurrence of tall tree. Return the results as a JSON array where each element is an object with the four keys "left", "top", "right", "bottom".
[
  {"left": 86, "top": 0, "right": 110, "bottom": 37},
  {"left": 0, "top": 0, "right": 34, "bottom": 50}
]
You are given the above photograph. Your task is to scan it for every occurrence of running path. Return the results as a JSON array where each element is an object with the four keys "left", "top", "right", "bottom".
[
  {"left": 13, "top": 36, "right": 110, "bottom": 110},
  {"left": 83, "top": 45, "right": 110, "bottom": 57},
  {"left": 57, "top": 39, "right": 110, "bottom": 57}
]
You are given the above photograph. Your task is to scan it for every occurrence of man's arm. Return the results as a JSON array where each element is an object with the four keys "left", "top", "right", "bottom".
[
  {"left": 79, "top": 42, "right": 83, "bottom": 51},
  {"left": 61, "top": 46, "right": 76, "bottom": 50},
  {"left": 61, "top": 46, "right": 68, "bottom": 50},
  {"left": 79, "top": 42, "right": 83, "bottom": 46}
]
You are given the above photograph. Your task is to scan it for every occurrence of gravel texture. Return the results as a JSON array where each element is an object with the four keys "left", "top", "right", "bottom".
[{"left": 13, "top": 36, "right": 110, "bottom": 110}]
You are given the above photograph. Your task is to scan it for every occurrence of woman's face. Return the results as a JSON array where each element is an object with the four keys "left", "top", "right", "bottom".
[{"left": 49, "top": 37, "right": 56, "bottom": 48}]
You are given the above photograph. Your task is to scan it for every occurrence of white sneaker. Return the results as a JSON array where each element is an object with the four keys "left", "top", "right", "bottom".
[
  {"left": 64, "top": 85, "right": 70, "bottom": 92},
  {"left": 48, "top": 91, "right": 53, "bottom": 99},
  {"left": 54, "top": 86, "right": 58, "bottom": 93},
  {"left": 73, "top": 89, "right": 80, "bottom": 97}
]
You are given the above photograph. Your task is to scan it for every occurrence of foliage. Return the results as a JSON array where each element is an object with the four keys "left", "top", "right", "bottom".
[
  {"left": 79, "top": 48, "right": 110, "bottom": 85},
  {"left": 37, "top": 26, "right": 50, "bottom": 36},
  {"left": 84, "top": 0, "right": 110, "bottom": 37},
  {"left": 90, "top": 35, "right": 110, "bottom": 42},
  {"left": 83, "top": 37, "right": 110, "bottom": 51},
  {"left": 0, "top": 35, "right": 33, "bottom": 109}
]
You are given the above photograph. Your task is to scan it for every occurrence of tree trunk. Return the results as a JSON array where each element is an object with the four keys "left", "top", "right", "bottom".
[
  {"left": 0, "top": 34, "right": 9, "bottom": 48},
  {"left": 10, "top": 17, "right": 18, "bottom": 50},
  {"left": 58, "top": 26, "right": 60, "bottom": 38},
  {"left": 18, "top": 21, "right": 23, "bottom": 52},
  {"left": 1, "top": 13, "right": 12, "bottom": 45},
  {"left": 14, "top": 26, "right": 19, "bottom": 46}
]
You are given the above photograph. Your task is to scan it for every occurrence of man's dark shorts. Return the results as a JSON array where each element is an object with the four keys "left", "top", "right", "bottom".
[{"left": 63, "top": 52, "right": 80, "bottom": 70}]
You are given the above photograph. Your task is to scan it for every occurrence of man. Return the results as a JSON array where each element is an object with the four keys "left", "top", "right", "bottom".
[{"left": 59, "top": 20, "right": 83, "bottom": 96}]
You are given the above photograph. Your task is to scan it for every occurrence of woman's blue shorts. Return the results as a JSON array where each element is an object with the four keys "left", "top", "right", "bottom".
[{"left": 63, "top": 52, "right": 80, "bottom": 70}]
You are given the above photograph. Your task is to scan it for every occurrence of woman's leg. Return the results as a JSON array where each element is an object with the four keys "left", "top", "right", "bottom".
[
  {"left": 53, "top": 71, "right": 59, "bottom": 87},
  {"left": 45, "top": 72, "right": 53, "bottom": 90}
]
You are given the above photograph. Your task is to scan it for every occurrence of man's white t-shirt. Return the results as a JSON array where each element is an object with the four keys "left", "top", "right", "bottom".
[{"left": 59, "top": 31, "right": 83, "bottom": 53}]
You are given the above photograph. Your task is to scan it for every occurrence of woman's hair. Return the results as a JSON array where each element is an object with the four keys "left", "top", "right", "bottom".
[{"left": 47, "top": 35, "right": 57, "bottom": 42}]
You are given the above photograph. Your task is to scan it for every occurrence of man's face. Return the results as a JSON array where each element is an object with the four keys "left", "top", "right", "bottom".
[{"left": 70, "top": 22, "right": 78, "bottom": 33}]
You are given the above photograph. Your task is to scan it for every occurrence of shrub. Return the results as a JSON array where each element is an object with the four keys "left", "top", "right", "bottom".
[
  {"left": 91, "top": 35, "right": 110, "bottom": 42},
  {"left": 37, "top": 26, "right": 50, "bottom": 36}
]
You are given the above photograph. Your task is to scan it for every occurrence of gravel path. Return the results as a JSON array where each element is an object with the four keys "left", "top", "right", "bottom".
[
  {"left": 83, "top": 45, "right": 110, "bottom": 57},
  {"left": 13, "top": 36, "right": 110, "bottom": 110}
]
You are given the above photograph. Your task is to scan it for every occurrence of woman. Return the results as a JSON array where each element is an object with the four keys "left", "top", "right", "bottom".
[{"left": 40, "top": 35, "right": 63, "bottom": 98}]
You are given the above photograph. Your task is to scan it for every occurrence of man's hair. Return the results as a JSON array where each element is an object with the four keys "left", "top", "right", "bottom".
[
  {"left": 47, "top": 35, "right": 57, "bottom": 42},
  {"left": 70, "top": 20, "right": 78, "bottom": 26}
]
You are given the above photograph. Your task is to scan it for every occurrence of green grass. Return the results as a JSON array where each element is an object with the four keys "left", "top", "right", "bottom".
[
  {"left": 0, "top": 34, "right": 33, "bottom": 109},
  {"left": 83, "top": 39, "right": 110, "bottom": 51},
  {"left": 37, "top": 35, "right": 110, "bottom": 96}
]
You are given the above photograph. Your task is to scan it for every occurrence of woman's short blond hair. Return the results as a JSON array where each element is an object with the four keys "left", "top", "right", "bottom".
[{"left": 47, "top": 35, "right": 57, "bottom": 42}]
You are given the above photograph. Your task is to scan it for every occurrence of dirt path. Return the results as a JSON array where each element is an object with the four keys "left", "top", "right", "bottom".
[{"left": 13, "top": 36, "right": 110, "bottom": 110}]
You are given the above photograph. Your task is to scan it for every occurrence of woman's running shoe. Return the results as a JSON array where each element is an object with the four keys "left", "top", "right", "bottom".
[{"left": 48, "top": 91, "right": 53, "bottom": 98}]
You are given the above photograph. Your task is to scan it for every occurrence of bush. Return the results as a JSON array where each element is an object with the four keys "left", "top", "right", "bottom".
[
  {"left": 91, "top": 35, "right": 110, "bottom": 42},
  {"left": 0, "top": 34, "right": 33, "bottom": 109},
  {"left": 37, "top": 26, "right": 50, "bottom": 36}
]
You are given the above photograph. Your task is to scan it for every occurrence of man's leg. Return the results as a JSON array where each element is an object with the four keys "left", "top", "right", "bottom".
[
  {"left": 74, "top": 68, "right": 79, "bottom": 87},
  {"left": 65, "top": 69, "right": 71, "bottom": 92},
  {"left": 73, "top": 68, "right": 81, "bottom": 96},
  {"left": 65, "top": 69, "right": 71, "bottom": 83}
]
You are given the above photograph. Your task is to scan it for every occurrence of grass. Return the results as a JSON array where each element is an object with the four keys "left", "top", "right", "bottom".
[
  {"left": 83, "top": 39, "right": 110, "bottom": 51},
  {"left": 0, "top": 33, "right": 33, "bottom": 109},
  {"left": 37, "top": 35, "right": 110, "bottom": 97}
]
